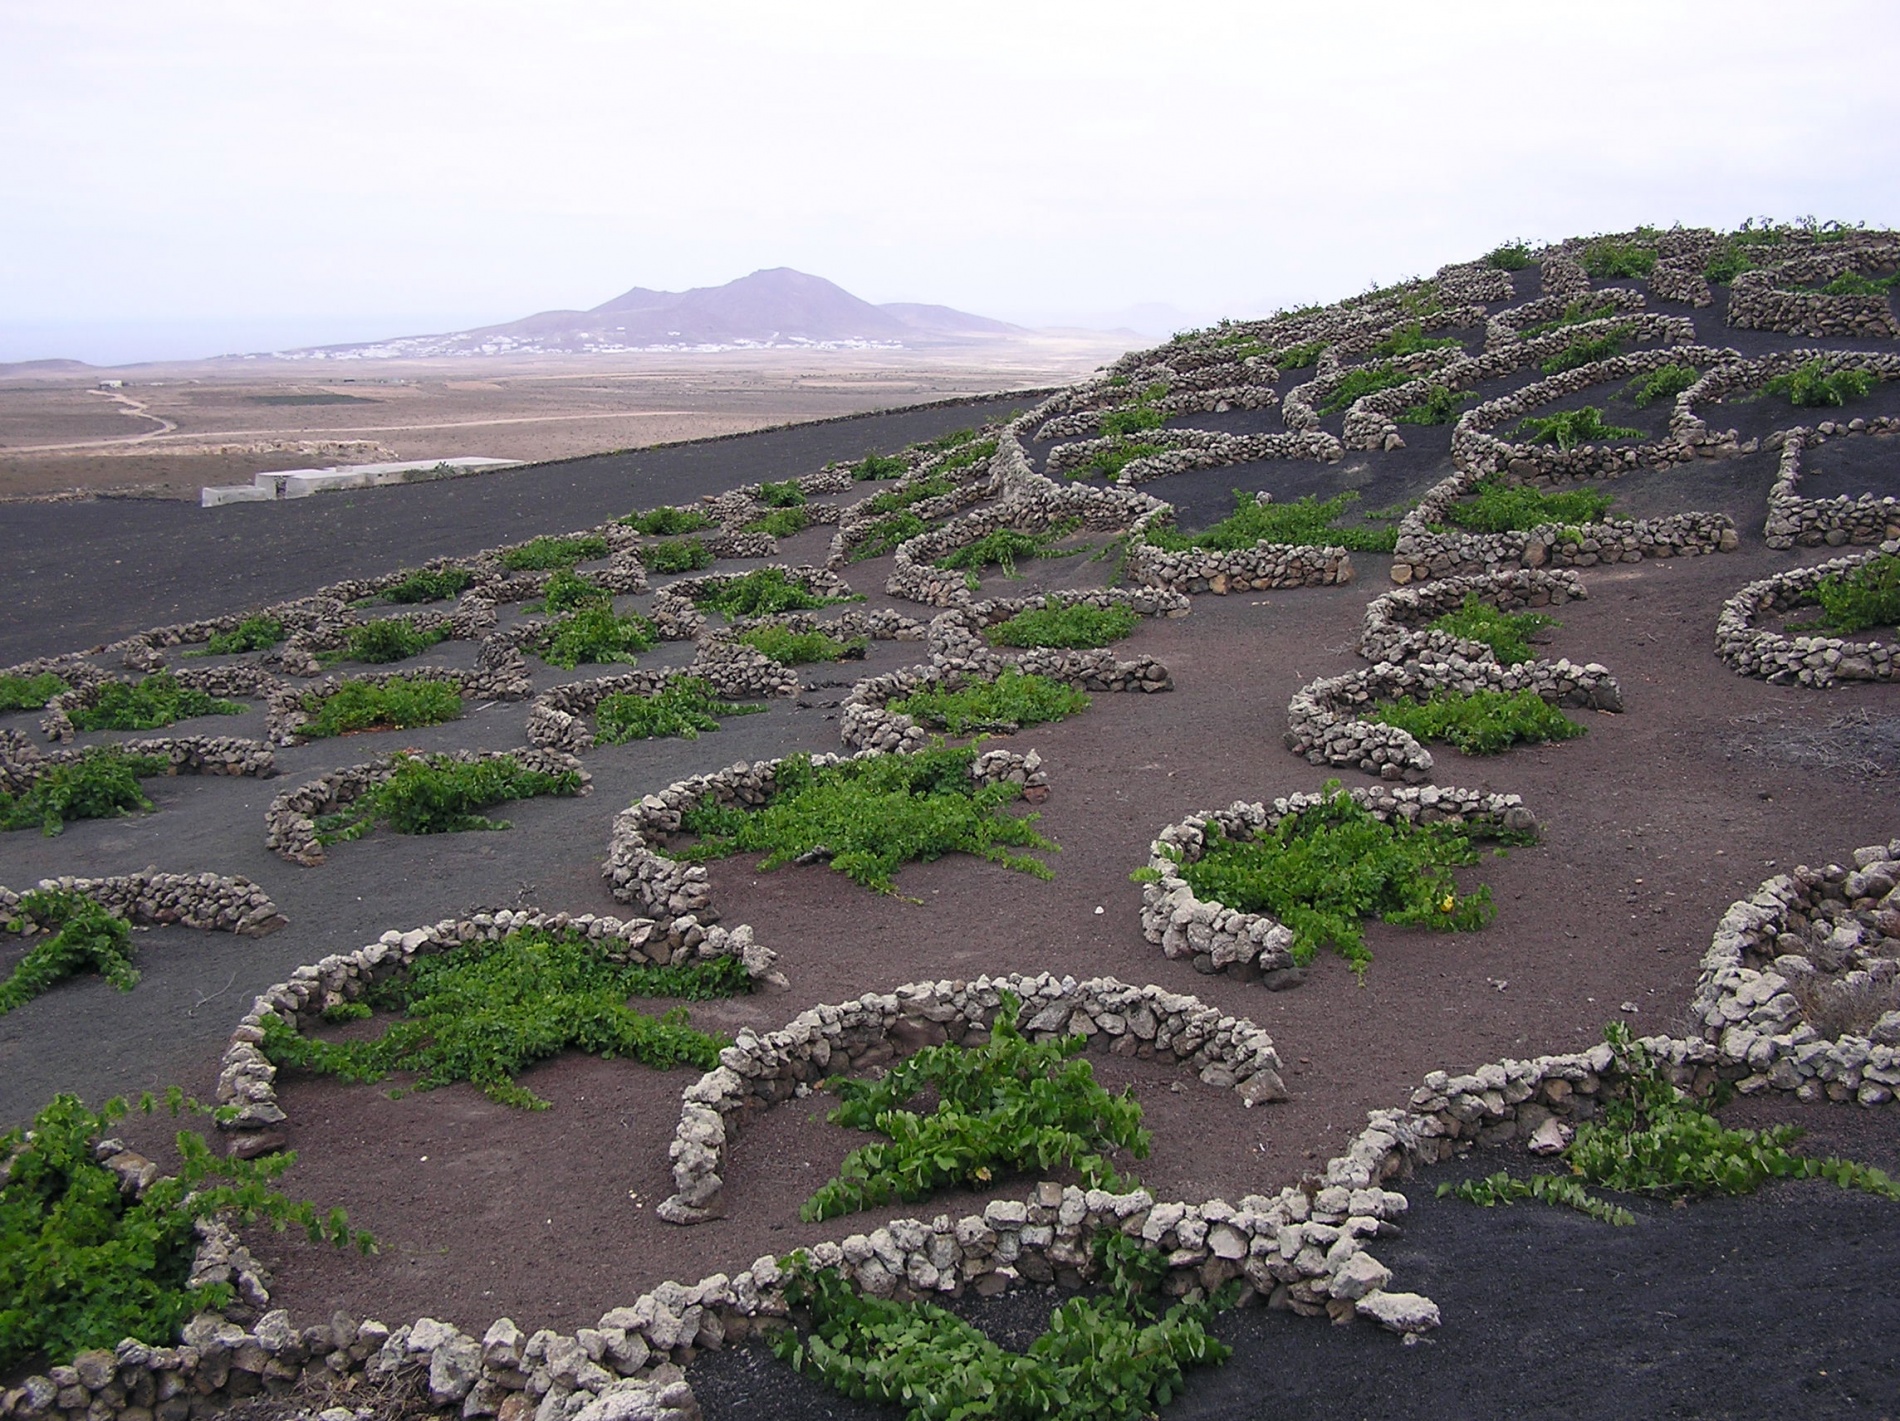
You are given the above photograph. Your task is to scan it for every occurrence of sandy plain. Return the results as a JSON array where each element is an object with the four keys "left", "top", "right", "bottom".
[{"left": 0, "top": 335, "right": 1133, "bottom": 501}]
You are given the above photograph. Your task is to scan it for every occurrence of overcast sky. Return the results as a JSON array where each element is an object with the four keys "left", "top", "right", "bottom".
[{"left": 5, "top": 1, "right": 1899, "bottom": 363}]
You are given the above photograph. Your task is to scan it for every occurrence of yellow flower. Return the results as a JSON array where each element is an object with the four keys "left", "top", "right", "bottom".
[{"left": 1439, "top": 893, "right": 1456, "bottom": 913}]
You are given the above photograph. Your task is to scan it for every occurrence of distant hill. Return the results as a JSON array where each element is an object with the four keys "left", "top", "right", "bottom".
[
  {"left": 0, "top": 358, "right": 95, "bottom": 377},
  {"left": 277, "top": 269, "right": 1025, "bottom": 359}
]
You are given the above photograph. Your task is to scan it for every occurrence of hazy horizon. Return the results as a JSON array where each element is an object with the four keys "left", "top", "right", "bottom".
[{"left": 7, "top": 1, "right": 1899, "bottom": 366}]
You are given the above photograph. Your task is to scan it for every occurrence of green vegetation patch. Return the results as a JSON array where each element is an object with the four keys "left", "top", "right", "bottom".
[
  {"left": 595, "top": 678, "right": 766, "bottom": 744},
  {"left": 988, "top": 601, "right": 1139, "bottom": 650},
  {"left": 0, "top": 747, "right": 169, "bottom": 836},
  {"left": 1581, "top": 237, "right": 1657, "bottom": 279},
  {"left": 640, "top": 537, "right": 715, "bottom": 574},
  {"left": 890, "top": 669, "right": 1090, "bottom": 736},
  {"left": 746, "top": 506, "right": 811, "bottom": 538},
  {"left": 1397, "top": 385, "right": 1477, "bottom": 425},
  {"left": 298, "top": 677, "right": 462, "bottom": 739},
  {"left": 1159, "top": 783, "right": 1526, "bottom": 978},
  {"left": 69, "top": 673, "right": 244, "bottom": 732},
  {"left": 850, "top": 512, "right": 927, "bottom": 562},
  {"left": 774, "top": 1231, "right": 1231, "bottom": 1421},
  {"left": 1703, "top": 242, "right": 1755, "bottom": 285},
  {"left": 325, "top": 617, "right": 449, "bottom": 666},
  {"left": 1540, "top": 324, "right": 1634, "bottom": 376},
  {"left": 1818, "top": 271, "right": 1899, "bottom": 297},
  {"left": 500, "top": 534, "right": 609, "bottom": 572},
  {"left": 1486, "top": 240, "right": 1534, "bottom": 272},
  {"left": 737, "top": 626, "right": 866, "bottom": 664},
  {"left": 0, "top": 890, "right": 136, "bottom": 1014},
  {"left": 314, "top": 752, "right": 583, "bottom": 844},
  {"left": 1268, "top": 338, "right": 1329, "bottom": 370},
  {"left": 1318, "top": 362, "right": 1408, "bottom": 414},
  {"left": 1069, "top": 440, "right": 1164, "bottom": 481},
  {"left": 258, "top": 927, "right": 739, "bottom": 1109},
  {"left": 1439, "top": 476, "right": 1615, "bottom": 533},
  {"left": 1519, "top": 299, "right": 1617, "bottom": 339},
  {"left": 934, "top": 437, "right": 999, "bottom": 474},
  {"left": 532, "top": 608, "right": 658, "bottom": 670},
  {"left": 1762, "top": 360, "right": 1877, "bottom": 409},
  {"left": 757, "top": 480, "right": 807, "bottom": 508},
  {"left": 201, "top": 615, "right": 286, "bottom": 656},
  {"left": 0, "top": 672, "right": 68, "bottom": 712},
  {"left": 378, "top": 567, "right": 474, "bottom": 605},
  {"left": 1626, "top": 363, "right": 1699, "bottom": 408},
  {"left": 1145, "top": 489, "right": 1396, "bottom": 554},
  {"left": 539, "top": 570, "right": 613, "bottom": 614},
  {"left": 1444, "top": 1024, "right": 1900, "bottom": 1226},
  {"left": 1368, "top": 687, "right": 1585, "bottom": 755},
  {"left": 1512, "top": 406, "right": 1645, "bottom": 450},
  {"left": 802, "top": 991, "right": 1148, "bottom": 1221},
  {"left": 849, "top": 451, "right": 909, "bottom": 481},
  {"left": 674, "top": 745, "right": 1058, "bottom": 895},
  {"left": 1786, "top": 553, "right": 1900, "bottom": 636},
  {"left": 866, "top": 475, "right": 952, "bottom": 516},
  {"left": 1372, "top": 321, "right": 1461, "bottom": 360},
  {"left": 1427, "top": 593, "right": 1559, "bottom": 665},
  {"left": 0, "top": 1091, "right": 370, "bottom": 1372},
  {"left": 622, "top": 505, "right": 715, "bottom": 536},
  {"left": 936, "top": 520, "right": 1086, "bottom": 586},
  {"left": 694, "top": 568, "right": 855, "bottom": 619}
]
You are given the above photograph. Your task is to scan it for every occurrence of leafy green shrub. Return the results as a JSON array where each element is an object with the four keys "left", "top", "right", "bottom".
[
  {"left": 298, "top": 677, "right": 463, "bottom": 738},
  {"left": 1397, "top": 385, "right": 1477, "bottom": 425},
  {"left": 1101, "top": 403, "right": 1164, "bottom": 437},
  {"left": 1512, "top": 406, "right": 1645, "bottom": 450},
  {"left": 849, "top": 451, "right": 909, "bottom": 481},
  {"left": 1444, "top": 1023, "right": 1900, "bottom": 1226},
  {"left": 1317, "top": 362, "right": 1407, "bottom": 414},
  {"left": 936, "top": 521, "right": 1085, "bottom": 585},
  {"left": 0, "top": 672, "right": 67, "bottom": 712},
  {"left": 849, "top": 512, "right": 927, "bottom": 562},
  {"left": 1519, "top": 299, "right": 1617, "bottom": 339},
  {"left": 621, "top": 506, "right": 714, "bottom": 535},
  {"left": 1372, "top": 321, "right": 1460, "bottom": 360},
  {"left": 640, "top": 537, "right": 714, "bottom": 574},
  {"left": 1268, "top": 338, "right": 1328, "bottom": 370},
  {"left": 1581, "top": 238, "right": 1656, "bottom": 279},
  {"left": 500, "top": 534, "right": 608, "bottom": 572},
  {"left": 0, "top": 891, "right": 136, "bottom": 1013},
  {"left": 802, "top": 992, "right": 1148, "bottom": 1221},
  {"left": 314, "top": 752, "right": 583, "bottom": 843},
  {"left": 933, "top": 437, "right": 999, "bottom": 473},
  {"left": 1161, "top": 783, "right": 1524, "bottom": 977},
  {"left": 0, "top": 1092, "right": 370, "bottom": 1371},
  {"left": 774, "top": 1234, "right": 1231, "bottom": 1421},
  {"left": 757, "top": 480, "right": 806, "bottom": 508},
  {"left": 0, "top": 748, "right": 169, "bottom": 836},
  {"left": 1762, "top": 360, "right": 1877, "bottom": 408},
  {"left": 1787, "top": 553, "right": 1900, "bottom": 635},
  {"left": 532, "top": 608, "right": 657, "bottom": 669},
  {"left": 867, "top": 475, "right": 951, "bottom": 515},
  {"left": 1438, "top": 476, "right": 1614, "bottom": 533},
  {"left": 595, "top": 678, "right": 765, "bottom": 743},
  {"left": 746, "top": 506, "right": 811, "bottom": 538},
  {"left": 258, "top": 928, "right": 736, "bottom": 1109},
  {"left": 1071, "top": 440, "right": 1164, "bottom": 481},
  {"left": 694, "top": 568, "right": 853, "bottom": 619},
  {"left": 1626, "top": 363, "right": 1699, "bottom": 408},
  {"left": 890, "top": 669, "right": 1090, "bottom": 736},
  {"left": 988, "top": 602, "right": 1138, "bottom": 649},
  {"left": 201, "top": 615, "right": 285, "bottom": 655},
  {"left": 1819, "top": 270, "right": 1899, "bottom": 297},
  {"left": 327, "top": 617, "right": 449, "bottom": 666},
  {"left": 737, "top": 626, "right": 866, "bottom": 664},
  {"left": 1368, "top": 687, "right": 1584, "bottom": 754},
  {"left": 539, "top": 570, "right": 612, "bottom": 613},
  {"left": 1145, "top": 489, "right": 1396, "bottom": 554},
  {"left": 1487, "top": 241, "right": 1534, "bottom": 272},
  {"left": 1427, "top": 593, "right": 1559, "bottom": 664},
  {"left": 675, "top": 744, "right": 1057, "bottom": 894},
  {"left": 1540, "top": 325, "right": 1633, "bottom": 376},
  {"left": 69, "top": 673, "right": 244, "bottom": 732},
  {"left": 380, "top": 567, "right": 473, "bottom": 604},
  {"left": 1703, "top": 243, "right": 1754, "bottom": 285}
]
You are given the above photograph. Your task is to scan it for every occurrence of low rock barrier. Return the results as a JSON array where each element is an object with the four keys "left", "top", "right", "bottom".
[
  {"left": 1, "top": 871, "right": 283, "bottom": 936},
  {"left": 1715, "top": 540, "right": 1900, "bottom": 686}
]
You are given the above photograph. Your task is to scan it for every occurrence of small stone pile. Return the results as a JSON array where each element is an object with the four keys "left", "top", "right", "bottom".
[
  {"left": 0, "top": 871, "right": 283, "bottom": 936},
  {"left": 1715, "top": 539, "right": 1899, "bottom": 686},
  {"left": 265, "top": 747, "right": 590, "bottom": 866},
  {"left": 656, "top": 972, "right": 1290, "bottom": 1225},
  {"left": 1140, "top": 787, "right": 1537, "bottom": 982}
]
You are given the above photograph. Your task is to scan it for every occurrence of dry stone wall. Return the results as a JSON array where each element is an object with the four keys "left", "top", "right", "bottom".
[
  {"left": 1, "top": 871, "right": 283, "bottom": 937},
  {"left": 1715, "top": 540, "right": 1900, "bottom": 686},
  {"left": 1762, "top": 421, "right": 1900, "bottom": 549}
]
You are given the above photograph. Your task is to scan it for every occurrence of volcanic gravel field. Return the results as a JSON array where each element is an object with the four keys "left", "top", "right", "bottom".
[{"left": 4, "top": 234, "right": 1900, "bottom": 1420}]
